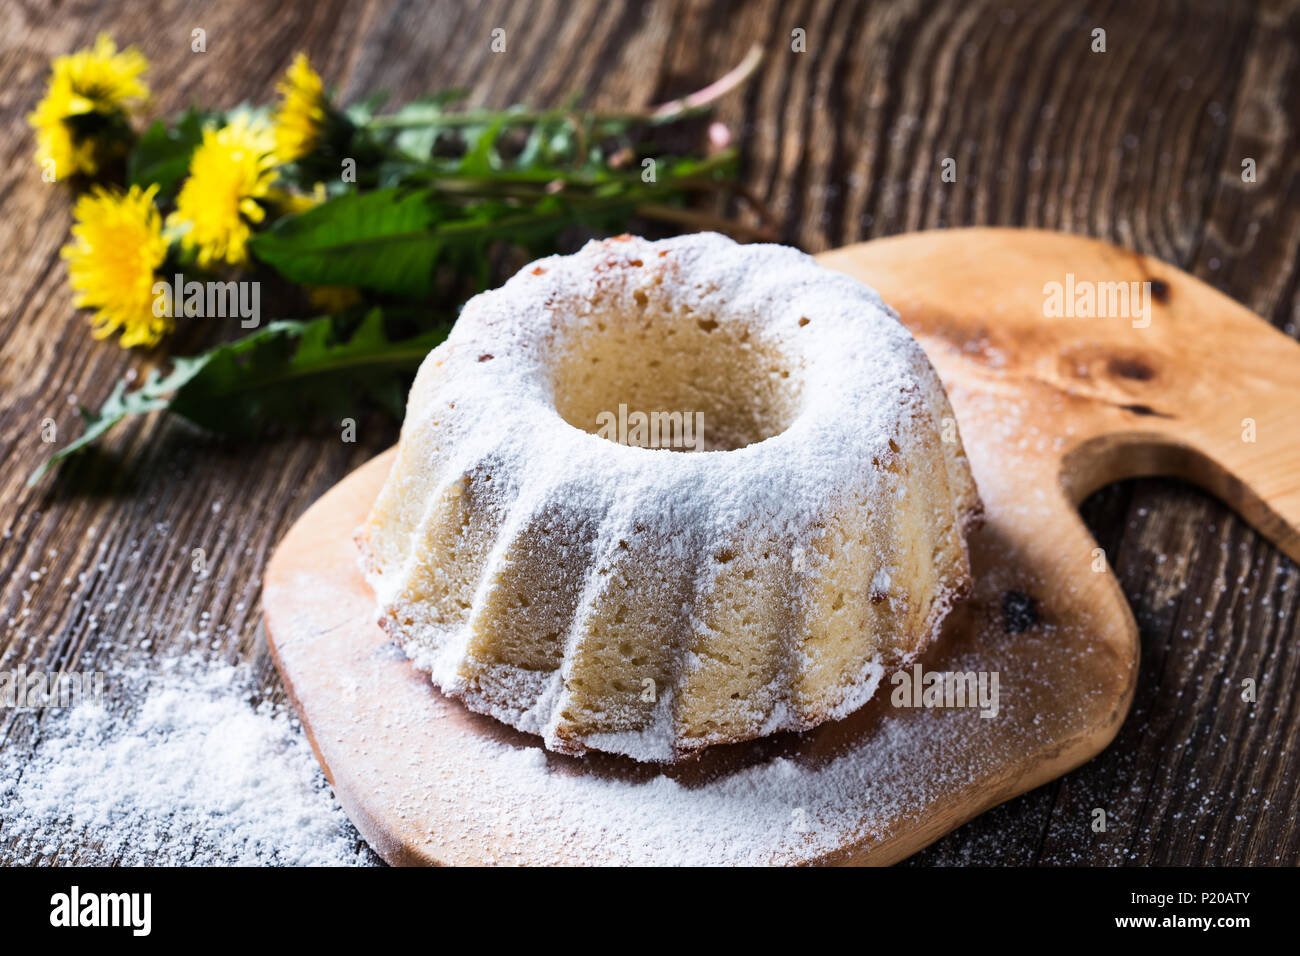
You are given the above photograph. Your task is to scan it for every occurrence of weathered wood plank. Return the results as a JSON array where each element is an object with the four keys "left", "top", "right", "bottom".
[{"left": 1, "top": 0, "right": 1297, "bottom": 864}]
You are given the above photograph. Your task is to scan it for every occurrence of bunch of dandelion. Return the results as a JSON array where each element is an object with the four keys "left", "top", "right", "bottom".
[
  {"left": 61, "top": 185, "right": 169, "bottom": 348},
  {"left": 35, "top": 34, "right": 755, "bottom": 370},
  {"left": 27, "top": 33, "right": 149, "bottom": 178},
  {"left": 29, "top": 37, "right": 759, "bottom": 484}
]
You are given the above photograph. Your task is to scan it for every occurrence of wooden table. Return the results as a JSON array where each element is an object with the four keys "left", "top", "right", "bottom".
[{"left": 2, "top": 0, "right": 1297, "bottom": 865}]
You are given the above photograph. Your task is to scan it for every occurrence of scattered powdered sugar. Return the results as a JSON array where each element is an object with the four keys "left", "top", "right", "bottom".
[
  {"left": 331, "top": 631, "right": 1089, "bottom": 866},
  {"left": 0, "top": 656, "right": 377, "bottom": 866}
]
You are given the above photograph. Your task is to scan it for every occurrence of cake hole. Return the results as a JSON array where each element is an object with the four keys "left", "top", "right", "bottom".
[{"left": 551, "top": 301, "right": 804, "bottom": 451}]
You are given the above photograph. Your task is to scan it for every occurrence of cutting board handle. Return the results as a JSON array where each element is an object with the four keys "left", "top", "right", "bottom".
[
  {"left": 1056, "top": 298, "right": 1300, "bottom": 566},
  {"left": 822, "top": 230, "right": 1300, "bottom": 567}
]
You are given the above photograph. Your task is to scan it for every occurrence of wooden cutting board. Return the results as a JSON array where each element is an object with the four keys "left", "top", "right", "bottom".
[{"left": 262, "top": 228, "right": 1300, "bottom": 866}]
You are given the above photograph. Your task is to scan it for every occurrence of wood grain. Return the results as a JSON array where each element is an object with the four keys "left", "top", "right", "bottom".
[{"left": 2, "top": 0, "right": 1298, "bottom": 865}]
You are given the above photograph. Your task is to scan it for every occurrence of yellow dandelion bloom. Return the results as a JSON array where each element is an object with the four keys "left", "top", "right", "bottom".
[
  {"left": 61, "top": 185, "right": 169, "bottom": 348},
  {"left": 267, "top": 180, "right": 328, "bottom": 216},
  {"left": 307, "top": 285, "right": 362, "bottom": 313},
  {"left": 272, "top": 54, "right": 327, "bottom": 163},
  {"left": 274, "top": 182, "right": 359, "bottom": 312},
  {"left": 168, "top": 115, "right": 277, "bottom": 267},
  {"left": 28, "top": 33, "right": 150, "bottom": 177},
  {"left": 28, "top": 82, "right": 97, "bottom": 176}
]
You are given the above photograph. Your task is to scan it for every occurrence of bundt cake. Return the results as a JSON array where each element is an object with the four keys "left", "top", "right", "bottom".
[{"left": 357, "top": 232, "right": 982, "bottom": 762}]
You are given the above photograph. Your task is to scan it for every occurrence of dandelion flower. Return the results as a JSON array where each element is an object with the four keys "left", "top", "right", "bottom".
[
  {"left": 168, "top": 115, "right": 277, "bottom": 267},
  {"left": 272, "top": 54, "right": 327, "bottom": 163},
  {"left": 268, "top": 183, "right": 361, "bottom": 311},
  {"left": 307, "top": 285, "right": 362, "bottom": 313},
  {"left": 61, "top": 185, "right": 169, "bottom": 348},
  {"left": 267, "top": 180, "right": 328, "bottom": 216},
  {"left": 28, "top": 33, "right": 150, "bottom": 177}
]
